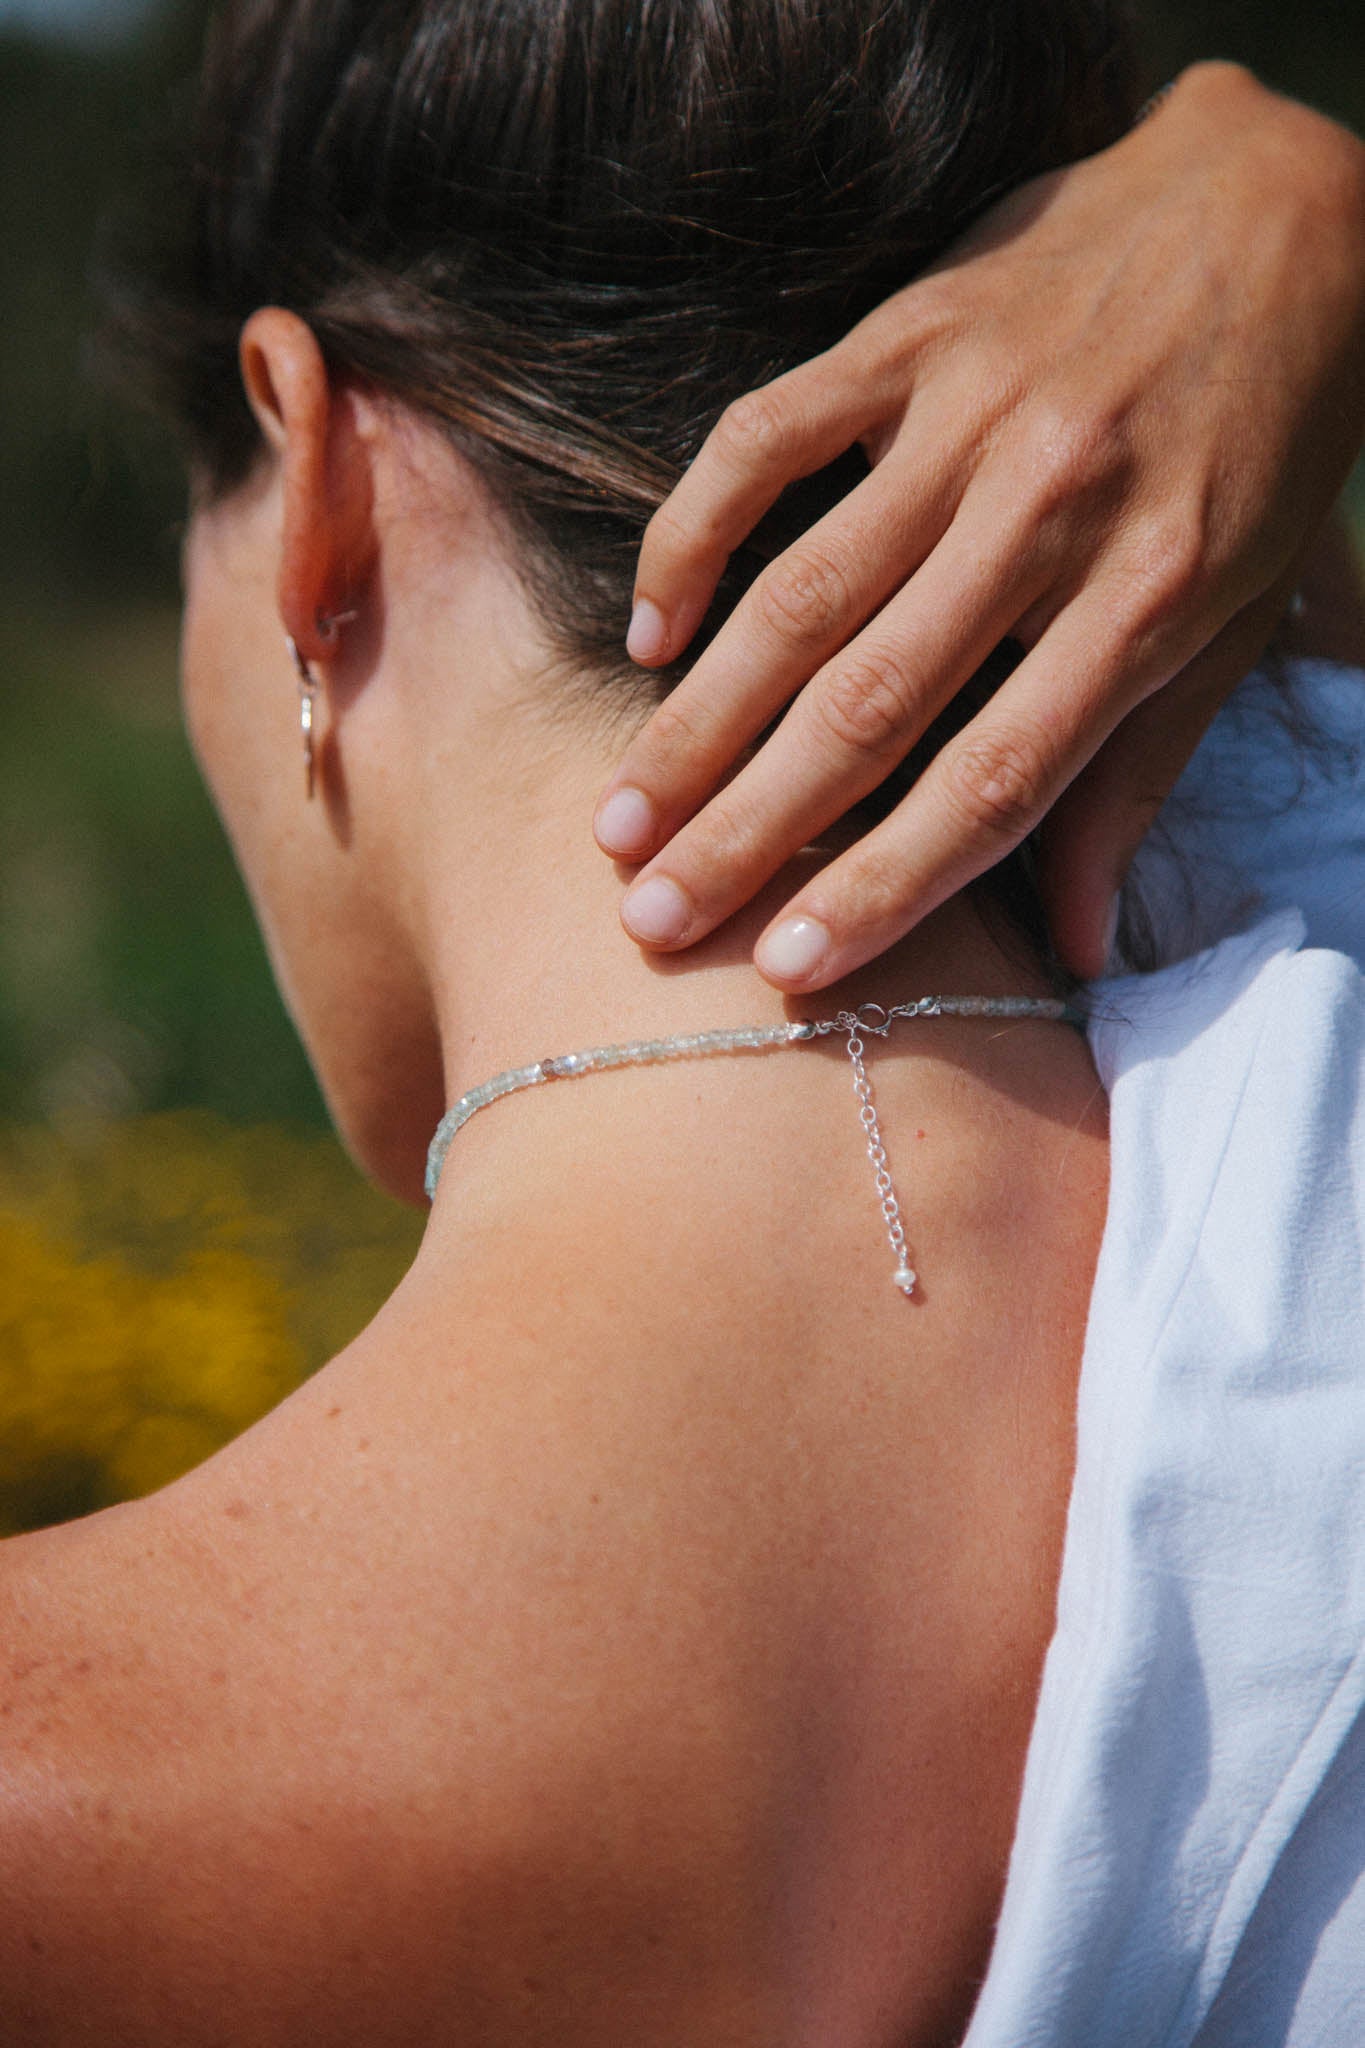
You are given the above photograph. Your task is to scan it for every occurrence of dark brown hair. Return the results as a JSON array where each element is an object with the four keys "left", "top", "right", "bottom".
[
  {"left": 124, "top": 0, "right": 1135, "bottom": 660},
  {"left": 117, "top": 0, "right": 1138, "bottom": 961}
]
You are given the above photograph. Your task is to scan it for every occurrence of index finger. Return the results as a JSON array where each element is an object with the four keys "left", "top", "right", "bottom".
[
  {"left": 749, "top": 595, "right": 1164, "bottom": 990},
  {"left": 628, "top": 344, "right": 889, "bottom": 666}
]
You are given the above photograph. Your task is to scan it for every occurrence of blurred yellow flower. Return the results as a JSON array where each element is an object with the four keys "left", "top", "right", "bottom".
[{"left": 0, "top": 1113, "right": 423, "bottom": 1534}]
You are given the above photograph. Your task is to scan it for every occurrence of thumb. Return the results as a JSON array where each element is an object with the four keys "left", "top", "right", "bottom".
[{"left": 1039, "top": 580, "right": 1299, "bottom": 978}]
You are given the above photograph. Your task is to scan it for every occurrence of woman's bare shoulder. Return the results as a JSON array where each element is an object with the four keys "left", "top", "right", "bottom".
[
  {"left": 0, "top": 1048, "right": 1106, "bottom": 2043},
  {"left": 0, "top": 1347, "right": 784, "bottom": 2042},
  {"left": 0, "top": 1246, "right": 835, "bottom": 2042}
]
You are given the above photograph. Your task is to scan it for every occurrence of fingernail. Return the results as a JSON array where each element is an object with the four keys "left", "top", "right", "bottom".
[
  {"left": 626, "top": 598, "right": 669, "bottom": 664},
  {"left": 755, "top": 916, "right": 830, "bottom": 985},
  {"left": 594, "top": 785, "right": 657, "bottom": 857},
  {"left": 622, "top": 874, "right": 691, "bottom": 945}
]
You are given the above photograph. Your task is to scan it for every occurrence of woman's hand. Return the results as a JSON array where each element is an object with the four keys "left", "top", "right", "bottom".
[{"left": 594, "top": 63, "right": 1365, "bottom": 982}]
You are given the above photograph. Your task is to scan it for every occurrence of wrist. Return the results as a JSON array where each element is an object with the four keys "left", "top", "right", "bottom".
[
  {"left": 1172, "top": 60, "right": 1365, "bottom": 218},
  {"left": 1148, "top": 64, "right": 1365, "bottom": 359}
]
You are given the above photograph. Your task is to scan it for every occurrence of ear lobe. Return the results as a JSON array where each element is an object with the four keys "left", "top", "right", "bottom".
[{"left": 239, "top": 307, "right": 375, "bottom": 662}]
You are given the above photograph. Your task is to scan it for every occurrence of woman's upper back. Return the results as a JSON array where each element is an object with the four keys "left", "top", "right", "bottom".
[{"left": 0, "top": 924, "right": 1107, "bottom": 2047}]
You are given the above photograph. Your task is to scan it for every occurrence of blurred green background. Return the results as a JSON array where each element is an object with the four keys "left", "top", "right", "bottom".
[{"left": 1, "top": 0, "right": 1362, "bottom": 1534}]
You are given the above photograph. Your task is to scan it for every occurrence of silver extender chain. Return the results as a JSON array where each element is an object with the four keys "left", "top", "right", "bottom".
[{"left": 844, "top": 1027, "right": 917, "bottom": 1298}]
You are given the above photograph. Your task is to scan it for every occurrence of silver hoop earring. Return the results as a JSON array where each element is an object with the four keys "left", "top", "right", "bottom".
[
  {"left": 317, "top": 607, "right": 358, "bottom": 644},
  {"left": 286, "top": 636, "right": 319, "bottom": 801}
]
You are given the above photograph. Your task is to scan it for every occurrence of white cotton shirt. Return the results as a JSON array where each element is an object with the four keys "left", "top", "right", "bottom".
[{"left": 964, "top": 659, "right": 1365, "bottom": 2048}]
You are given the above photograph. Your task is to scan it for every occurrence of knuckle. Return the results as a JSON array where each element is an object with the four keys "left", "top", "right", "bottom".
[
  {"left": 641, "top": 499, "right": 694, "bottom": 564},
  {"left": 1135, "top": 513, "right": 1207, "bottom": 608},
  {"left": 715, "top": 387, "right": 790, "bottom": 468},
  {"left": 863, "top": 272, "right": 962, "bottom": 371},
  {"left": 834, "top": 842, "right": 913, "bottom": 927},
  {"left": 939, "top": 727, "right": 1051, "bottom": 846},
  {"left": 1117, "top": 514, "right": 1210, "bottom": 640},
  {"left": 640, "top": 692, "right": 718, "bottom": 769},
  {"left": 850, "top": 304, "right": 922, "bottom": 383},
  {"left": 689, "top": 792, "right": 763, "bottom": 877},
  {"left": 891, "top": 271, "right": 957, "bottom": 349},
  {"left": 813, "top": 649, "right": 921, "bottom": 763},
  {"left": 756, "top": 544, "right": 853, "bottom": 648},
  {"left": 1022, "top": 404, "right": 1117, "bottom": 516},
  {"left": 973, "top": 354, "right": 1030, "bottom": 427}
]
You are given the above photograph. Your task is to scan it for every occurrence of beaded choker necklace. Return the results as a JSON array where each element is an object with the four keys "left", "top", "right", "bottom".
[{"left": 427, "top": 994, "right": 1079, "bottom": 1297}]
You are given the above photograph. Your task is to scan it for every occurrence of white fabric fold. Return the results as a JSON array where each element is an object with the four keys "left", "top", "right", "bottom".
[{"left": 966, "top": 659, "right": 1365, "bottom": 2047}]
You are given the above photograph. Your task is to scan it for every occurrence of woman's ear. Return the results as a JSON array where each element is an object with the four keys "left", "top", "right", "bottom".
[{"left": 240, "top": 308, "right": 376, "bottom": 662}]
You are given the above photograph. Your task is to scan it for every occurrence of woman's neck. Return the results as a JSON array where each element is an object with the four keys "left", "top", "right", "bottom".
[{"left": 411, "top": 691, "right": 1055, "bottom": 1118}]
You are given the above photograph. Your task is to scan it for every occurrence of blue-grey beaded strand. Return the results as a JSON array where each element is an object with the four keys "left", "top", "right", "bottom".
[
  {"left": 425, "top": 1020, "right": 812, "bottom": 1201},
  {"left": 424, "top": 994, "right": 1077, "bottom": 1284}
]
